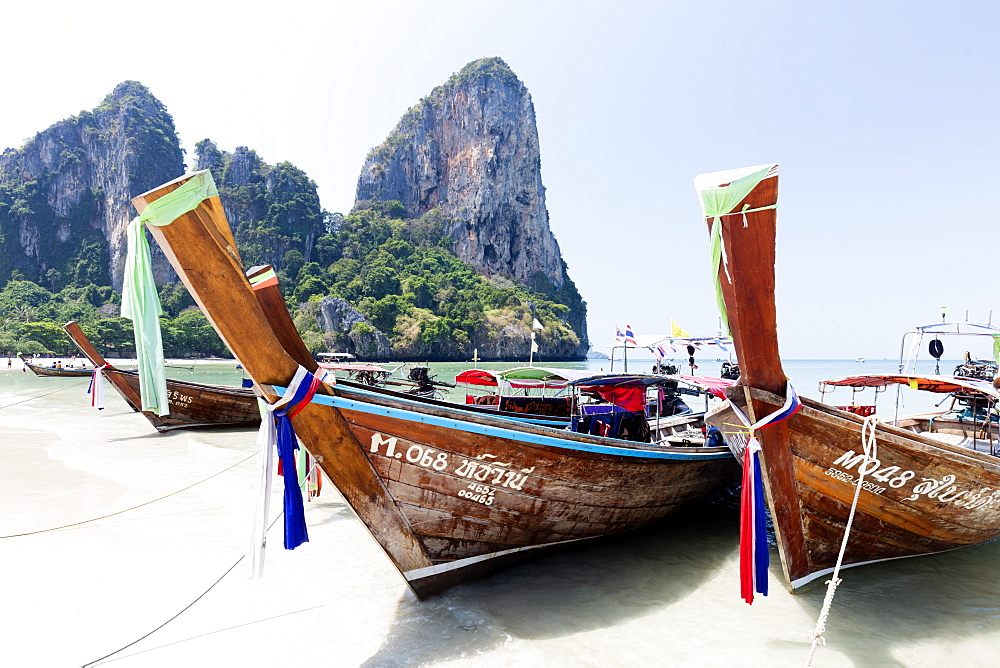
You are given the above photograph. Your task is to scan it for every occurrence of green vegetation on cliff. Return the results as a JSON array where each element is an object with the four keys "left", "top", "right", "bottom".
[
  {"left": 0, "top": 80, "right": 182, "bottom": 289},
  {"left": 287, "top": 200, "right": 581, "bottom": 359},
  {"left": 195, "top": 140, "right": 326, "bottom": 270},
  {"left": 0, "top": 278, "right": 226, "bottom": 357},
  {"left": 0, "top": 73, "right": 587, "bottom": 361}
]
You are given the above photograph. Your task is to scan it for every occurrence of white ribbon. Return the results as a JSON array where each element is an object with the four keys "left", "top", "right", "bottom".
[
  {"left": 726, "top": 382, "right": 800, "bottom": 460},
  {"left": 89, "top": 364, "right": 109, "bottom": 411},
  {"left": 245, "top": 366, "right": 329, "bottom": 580}
]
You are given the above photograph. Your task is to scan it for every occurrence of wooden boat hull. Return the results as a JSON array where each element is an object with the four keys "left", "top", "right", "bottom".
[
  {"left": 63, "top": 321, "right": 260, "bottom": 432},
  {"left": 708, "top": 387, "right": 1000, "bottom": 588},
  {"left": 101, "top": 368, "right": 260, "bottom": 432},
  {"left": 282, "top": 382, "right": 740, "bottom": 597},
  {"left": 22, "top": 361, "right": 92, "bottom": 377},
  {"left": 132, "top": 171, "right": 741, "bottom": 598},
  {"left": 696, "top": 163, "right": 1000, "bottom": 590}
]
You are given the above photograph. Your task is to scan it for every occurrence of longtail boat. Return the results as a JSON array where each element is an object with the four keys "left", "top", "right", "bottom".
[
  {"left": 820, "top": 374, "right": 999, "bottom": 452},
  {"left": 246, "top": 268, "right": 719, "bottom": 439},
  {"left": 245, "top": 264, "right": 575, "bottom": 429},
  {"left": 133, "top": 170, "right": 740, "bottom": 598},
  {"left": 63, "top": 321, "right": 260, "bottom": 432},
  {"left": 21, "top": 357, "right": 92, "bottom": 377},
  {"left": 455, "top": 366, "right": 582, "bottom": 418},
  {"left": 696, "top": 164, "right": 1000, "bottom": 591}
]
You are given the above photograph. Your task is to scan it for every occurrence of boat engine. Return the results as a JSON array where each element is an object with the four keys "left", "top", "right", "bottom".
[
  {"left": 721, "top": 361, "right": 741, "bottom": 380},
  {"left": 953, "top": 357, "right": 999, "bottom": 382}
]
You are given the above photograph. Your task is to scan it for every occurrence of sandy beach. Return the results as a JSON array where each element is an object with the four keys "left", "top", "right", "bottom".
[{"left": 4, "top": 361, "right": 1000, "bottom": 667}]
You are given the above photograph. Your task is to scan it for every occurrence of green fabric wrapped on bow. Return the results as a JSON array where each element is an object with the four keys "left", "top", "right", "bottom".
[
  {"left": 121, "top": 171, "right": 219, "bottom": 415},
  {"left": 694, "top": 164, "right": 778, "bottom": 336}
]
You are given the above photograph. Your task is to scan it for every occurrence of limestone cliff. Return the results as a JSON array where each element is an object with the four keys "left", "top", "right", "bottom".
[
  {"left": 316, "top": 296, "right": 394, "bottom": 360},
  {"left": 354, "top": 57, "right": 588, "bottom": 356},
  {"left": 194, "top": 141, "right": 326, "bottom": 271},
  {"left": 0, "top": 81, "right": 184, "bottom": 290}
]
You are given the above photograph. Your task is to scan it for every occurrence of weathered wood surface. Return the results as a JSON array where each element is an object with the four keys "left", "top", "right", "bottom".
[
  {"left": 701, "top": 168, "right": 806, "bottom": 586},
  {"left": 62, "top": 320, "right": 260, "bottom": 432},
  {"left": 709, "top": 388, "right": 1000, "bottom": 586},
  {"left": 321, "top": 385, "right": 739, "bottom": 595},
  {"left": 134, "top": 175, "right": 434, "bottom": 586},
  {"left": 136, "top": 171, "right": 741, "bottom": 598},
  {"left": 702, "top": 166, "right": 1000, "bottom": 588}
]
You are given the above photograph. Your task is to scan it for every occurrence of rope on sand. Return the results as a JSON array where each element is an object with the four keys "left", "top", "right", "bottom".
[
  {"left": 0, "top": 379, "right": 90, "bottom": 410},
  {"left": 0, "top": 453, "right": 257, "bottom": 539},
  {"left": 81, "top": 554, "right": 247, "bottom": 667},
  {"left": 805, "top": 414, "right": 879, "bottom": 666},
  {"left": 81, "top": 462, "right": 323, "bottom": 667}
]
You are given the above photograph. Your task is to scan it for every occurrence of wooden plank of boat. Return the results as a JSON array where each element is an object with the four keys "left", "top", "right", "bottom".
[
  {"left": 134, "top": 171, "right": 740, "bottom": 598},
  {"left": 697, "top": 164, "right": 1000, "bottom": 590},
  {"left": 21, "top": 357, "right": 92, "bottom": 377},
  {"left": 63, "top": 321, "right": 260, "bottom": 432}
]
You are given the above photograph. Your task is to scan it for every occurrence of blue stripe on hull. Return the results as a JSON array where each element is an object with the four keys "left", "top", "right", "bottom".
[
  {"left": 340, "top": 385, "right": 568, "bottom": 426},
  {"left": 275, "top": 386, "right": 730, "bottom": 461}
]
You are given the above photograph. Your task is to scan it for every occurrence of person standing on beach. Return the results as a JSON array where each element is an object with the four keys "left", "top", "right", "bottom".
[{"left": 6, "top": 357, "right": 10, "bottom": 369}]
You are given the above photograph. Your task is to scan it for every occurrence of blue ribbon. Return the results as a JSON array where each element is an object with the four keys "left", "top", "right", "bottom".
[
  {"left": 274, "top": 406, "right": 309, "bottom": 550},
  {"left": 271, "top": 370, "right": 319, "bottom": 550}
]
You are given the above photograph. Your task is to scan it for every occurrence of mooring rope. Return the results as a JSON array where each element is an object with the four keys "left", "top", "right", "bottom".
[
  {"left": 81, "top": 553, "right": 248, "bottom": 667},
  {"left": 0, "top": 379, "right": 90, "bottom": 410},
  {"left": 805, "top": 414, "right": 879, "bottom": 666},
  {"left": 1, "top": 453, "right": 257, "bottom": 539},
  {"left": 81, "top": 461, "right": 324, "bottom": 667}
]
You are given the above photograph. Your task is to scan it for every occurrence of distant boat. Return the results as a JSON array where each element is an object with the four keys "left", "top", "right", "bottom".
[
  {"left": 133, "top": 170, "right": 742, "bottom": 599},
  {"left": 63, "top": 321, "right": 260, "bottom": 432},
  {"left": 855, "top": 357, "right": 865, "bottom": 363},
  {"left": 696, "top": 163, "right": 1000, "bottom": 591},
  {"left": 20, "top": 357, "right": 92, "bottom": 377}
]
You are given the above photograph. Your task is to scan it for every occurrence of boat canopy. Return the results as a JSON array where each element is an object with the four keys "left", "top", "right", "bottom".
[
  {"left": 822, "top": 374, "right": 1000, "bottom": 401},
  {"left": 318, "top": 363, "right": 389, "bottom": 373},
  {"left": 570, "top": 373, "right": 678, "bottom": 388},
  {"left": 900, "top": 320, "right": 1000, "bottom": 373},
  {"left": 914, "top": 321, "right": 1000, "bottom": 336},
  {"left": 569, "top": 374, "right": 669, "bottom": 412},
  {"left": 664, "top": 374, "right": 736, "bottom": 399},
  {"left": 568, "top": 373, "right": 734, "bottom": 411},
  {"left": 455, "top": 367, "right": 591, "bottom": 389}
]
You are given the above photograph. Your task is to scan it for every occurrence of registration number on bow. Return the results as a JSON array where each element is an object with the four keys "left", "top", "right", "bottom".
[{"left": 367, "top": 432, "right": 535, "bottom": 502}]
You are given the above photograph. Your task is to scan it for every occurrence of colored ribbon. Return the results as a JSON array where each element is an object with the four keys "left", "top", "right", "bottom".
[
  {"left": 87, "top": 363, "right": 110, "bottom": 410},
  {"left": 695, "top": 164, "right": 778, "bottom": 337},
  {"left": 727, "top": 383, "right": 801, "bottom": 604},
  {"left": 246, "top": 366, "right": 325, "bottom": 579}
]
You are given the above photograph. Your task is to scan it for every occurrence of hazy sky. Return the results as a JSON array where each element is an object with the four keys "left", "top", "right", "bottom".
[{"left": 4, "top": 0, "right": 998, "bottom": 359}]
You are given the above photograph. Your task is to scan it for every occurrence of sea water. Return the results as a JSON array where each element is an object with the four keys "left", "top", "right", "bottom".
[{"left": 1, "top": 359, "right": 998, "bottom": 667}]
